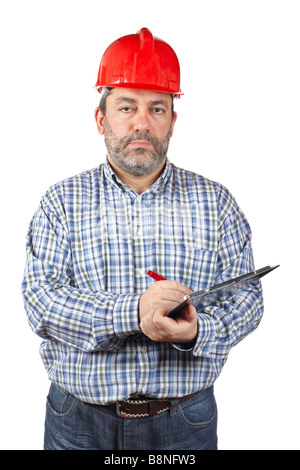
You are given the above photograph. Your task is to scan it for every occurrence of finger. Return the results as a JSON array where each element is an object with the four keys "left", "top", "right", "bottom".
[
  {"left": 159, "top": 289, "right": 189, "bottom": 305},
  {"left": 158, "top": 280, "right": 193, "bottom": 296},
  {"left": 153, "top": 308, "right": 167, "bottom": 319},
  {"left": 185, "top": 303, "right": 197, "bottom": 318},
  {"left": 153, "top": 309, "right": 175, "bottom": 331},
  {"left": 171, "top": 303, "right": 197, "bottom": 324}
]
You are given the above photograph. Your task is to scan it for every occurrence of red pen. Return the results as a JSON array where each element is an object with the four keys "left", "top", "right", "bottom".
[{"left": 147, "top": 270, "right": 167, "bottom": 281}]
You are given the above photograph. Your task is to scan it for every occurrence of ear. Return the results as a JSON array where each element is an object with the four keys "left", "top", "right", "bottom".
[
  {"left": 94, "top": 107, "right": 105, "bottom": 135},
  {"left": 169, "top": 111, "right": 177, "bottom": 137}
]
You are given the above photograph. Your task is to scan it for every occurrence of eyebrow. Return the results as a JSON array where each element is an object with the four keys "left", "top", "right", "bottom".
[
  {"left": 150, "top": 99, "right": 169, "bottom": 108},
  {"left": 115, "top": 96, "right": 169, "bottom": 108}
]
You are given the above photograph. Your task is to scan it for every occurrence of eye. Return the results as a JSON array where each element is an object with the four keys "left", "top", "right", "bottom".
[
  {"left": 153, "top": 107, "right": 165, "bottom": 114},
  {"left": 120, "top": 106, "right": 133, "bottom": 113}
]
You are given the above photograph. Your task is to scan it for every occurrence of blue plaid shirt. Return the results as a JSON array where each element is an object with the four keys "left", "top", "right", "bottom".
[{"left": 22, "top": 159, "right": 263, "bottom": 404}]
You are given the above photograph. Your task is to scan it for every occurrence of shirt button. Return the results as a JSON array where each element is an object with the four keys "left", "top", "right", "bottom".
[
  {"left": 141, "top": 386, "right": 147, "bottom": 393},
  {"left": 139, "top": 268, "right": 145, "bottom": 276},
  {"left": 137, "top": 229, "right": 142, "bottom": 236},
  {"left": 141, "top": 346, "right": 147, "bottom": 353}
]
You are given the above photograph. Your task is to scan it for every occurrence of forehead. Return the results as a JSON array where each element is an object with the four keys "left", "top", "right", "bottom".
[{"left": 107, "top": 88, "right": 172, "bottom": 107}]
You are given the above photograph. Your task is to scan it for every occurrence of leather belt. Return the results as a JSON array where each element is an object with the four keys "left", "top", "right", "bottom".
[{"left": 105, "top": 392, "right": 199, "bottom": 419}]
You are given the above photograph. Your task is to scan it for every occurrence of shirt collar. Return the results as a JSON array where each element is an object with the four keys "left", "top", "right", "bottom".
[{"left": 103, "top": 157, "right": 172, "bottom": 197}]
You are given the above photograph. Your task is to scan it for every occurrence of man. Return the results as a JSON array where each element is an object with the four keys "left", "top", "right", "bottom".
[{"left": 22, "top": 28, "right": 264, "bottom": 450}]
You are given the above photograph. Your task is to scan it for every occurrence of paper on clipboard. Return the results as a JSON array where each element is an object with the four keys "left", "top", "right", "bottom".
[{"left": 167, "top": 265, "right": 279, "bottom": 320}]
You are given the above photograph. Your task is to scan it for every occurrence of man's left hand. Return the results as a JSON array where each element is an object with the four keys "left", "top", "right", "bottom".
[{"left": 139, "top": 303, "right": 198, "bottom": 344}]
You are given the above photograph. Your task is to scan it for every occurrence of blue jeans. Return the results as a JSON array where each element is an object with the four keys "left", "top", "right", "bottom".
[{"left": 44, "top": 383, "right": 218, "bottom": 450}]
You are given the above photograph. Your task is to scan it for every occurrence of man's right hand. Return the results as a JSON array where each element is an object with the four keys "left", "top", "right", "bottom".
[
  {"left": 139, "top": 280, "right": 193, "bottom": 322},
  {"left": 138, "top": 281, "right": 197, "bottom": 344}
]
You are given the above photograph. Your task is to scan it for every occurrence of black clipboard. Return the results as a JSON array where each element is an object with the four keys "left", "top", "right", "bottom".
[{"left": 167, "top": 265, "right": 279, "bottom": 320}]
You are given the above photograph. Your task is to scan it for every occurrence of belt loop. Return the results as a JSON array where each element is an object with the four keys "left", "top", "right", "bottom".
[{"left": 169, "top": 398, "right": 178, "bottom": 416}]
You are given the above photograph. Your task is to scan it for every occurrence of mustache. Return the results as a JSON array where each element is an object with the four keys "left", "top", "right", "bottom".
[{"left": 121, "top": 132, "right": 159, "bottom": 147}]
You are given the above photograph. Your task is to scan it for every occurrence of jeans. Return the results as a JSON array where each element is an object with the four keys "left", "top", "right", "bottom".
[{"left": 44, "top": 382, "right": 218, "bottom": 450}]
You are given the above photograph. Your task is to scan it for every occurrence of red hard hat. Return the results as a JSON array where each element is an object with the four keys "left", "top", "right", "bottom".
[{"left": 95, "top": 28, "right": 182, "bottom": 96}]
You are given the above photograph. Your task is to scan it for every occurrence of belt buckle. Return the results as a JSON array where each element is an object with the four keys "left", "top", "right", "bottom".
[
  {"left": 116, "top": 401, "right": 123, "bottom": 417},
  {"left": 116, "top": 400, "right": 150, "bottom": 419},
  {"left": 116, "top": 400, "right": 130, "bottom": 418},
  {"left": 115, "top": 400, "right": 137, "bottom": 418}
]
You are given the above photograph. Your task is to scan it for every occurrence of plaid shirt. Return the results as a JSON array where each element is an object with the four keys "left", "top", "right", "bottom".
[{"left": 22, "top": 159, "right": 263, "bottom": 404}]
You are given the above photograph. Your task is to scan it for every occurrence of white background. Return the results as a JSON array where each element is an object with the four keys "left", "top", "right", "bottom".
[{"left": 0, "top": 0, "right": 299, "bottom": 450}]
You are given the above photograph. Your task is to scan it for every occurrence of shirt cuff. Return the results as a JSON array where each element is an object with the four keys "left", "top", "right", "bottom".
[
  {"left": 193, "top": 314, "right": 216, "bottom": 357},
  {"left": 112, "top": 293, "right": 141, "bottom": 338},
  {"left": 172, "top": 314, "right": 216, "bottom": 356}
]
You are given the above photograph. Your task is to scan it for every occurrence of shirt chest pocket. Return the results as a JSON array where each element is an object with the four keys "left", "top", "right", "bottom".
[
  {"left": 151, "top": 239, "right": 217, "bottom": 293},
  {"left": 148, "top": 200, "right": 218, "bottom": 292},
  {"left": 176, "top": 243, "right": 217, "bottom": 292}
]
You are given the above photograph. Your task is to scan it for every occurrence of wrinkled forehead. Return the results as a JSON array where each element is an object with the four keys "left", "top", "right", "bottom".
[{"left": 107, "top": 87, "right": 173, "bottom": 106}]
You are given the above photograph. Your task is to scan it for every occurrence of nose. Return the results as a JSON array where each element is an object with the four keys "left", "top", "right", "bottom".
[{"left": 133, "top": 110, "right": 150, "bottom": 133}]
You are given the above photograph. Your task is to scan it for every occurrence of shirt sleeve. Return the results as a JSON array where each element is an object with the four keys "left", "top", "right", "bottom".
[
  {"left": 21, "top": 196, "right": 141, "bottom": 352},
  {"left": 182, "top": 186, "right": 264, "bottom": 359}
]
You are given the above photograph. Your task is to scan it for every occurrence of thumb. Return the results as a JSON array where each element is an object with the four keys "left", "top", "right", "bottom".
[{"left": 184, "top": 303, "right": 197, "bottom": 320}]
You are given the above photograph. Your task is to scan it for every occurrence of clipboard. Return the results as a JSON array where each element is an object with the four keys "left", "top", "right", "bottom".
[{"left": 167, "top": 265, "right": 279, "bottom": 320}]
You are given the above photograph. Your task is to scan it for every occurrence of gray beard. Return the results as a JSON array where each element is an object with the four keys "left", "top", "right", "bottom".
[{"left": 103, "top": 120, "right": 172, "bottom": 177}]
